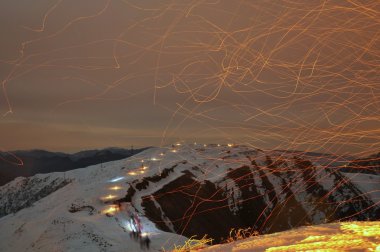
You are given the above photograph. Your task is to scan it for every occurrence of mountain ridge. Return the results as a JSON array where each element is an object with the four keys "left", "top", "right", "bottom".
[
  {"left": 0, "top": 144, "right": 379, "bottom": 251},
  {"left": 0, "top": 147, "right": 149, "bottom": 186}
]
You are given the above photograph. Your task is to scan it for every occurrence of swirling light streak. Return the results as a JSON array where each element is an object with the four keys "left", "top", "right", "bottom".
[{"left": 1, "top": 0, "right": 379, "bottom": 249}]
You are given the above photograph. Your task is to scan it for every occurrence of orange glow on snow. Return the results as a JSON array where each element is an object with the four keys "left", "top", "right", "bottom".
[
  {"left": 102, "top": 205, "right": 119, "bottom": 215},
  {"left": 101, "top": 194, "right": 116, "bottom": 201},
  {"left": 109, "top": 186, "right": 121, "bottom": 191},
  {"left": 202, "top": 222, "right": 380, "bottom": 251}
]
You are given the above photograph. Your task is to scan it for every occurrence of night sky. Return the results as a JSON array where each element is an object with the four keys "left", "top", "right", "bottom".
[{"left": 0, "top": 0, "right": 378, "bottom": 155}]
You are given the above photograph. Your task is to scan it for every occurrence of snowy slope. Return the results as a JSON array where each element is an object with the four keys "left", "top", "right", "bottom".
[
  {"left": 0, "top": 148, "right": 189, "bottom": 252},
  {"left": 0, "top": 144, "right": 379, "bottom": 251},
  {"left": 200, "top": 221, "right": 380, "bottom": 251},
  {"left": 343, "top": 172, "right": 380, "bottom": 202}
]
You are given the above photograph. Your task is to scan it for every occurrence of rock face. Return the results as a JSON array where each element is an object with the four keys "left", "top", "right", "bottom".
[{"left": 120, "top": 145, "right": 380, "bottom": 243}]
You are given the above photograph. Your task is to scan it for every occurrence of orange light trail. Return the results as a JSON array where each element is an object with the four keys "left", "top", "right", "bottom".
[{"left": 0, "top": 0, "right": 379, "bottom": 249}]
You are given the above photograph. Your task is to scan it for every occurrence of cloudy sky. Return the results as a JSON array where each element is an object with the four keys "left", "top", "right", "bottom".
[{"left": 0, "top": 0, "right": 378, "bottom": 155}]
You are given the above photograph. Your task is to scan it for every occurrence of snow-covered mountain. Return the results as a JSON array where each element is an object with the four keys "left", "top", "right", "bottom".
[
  {"left": 0, "top": 144, "right": 379, "bottom": 251},
  {"left": 116, "top": 144, "right": 380, "bottom": 243},
  {"left": 0, "top": 149, "right": 187, "bottom": 252}
]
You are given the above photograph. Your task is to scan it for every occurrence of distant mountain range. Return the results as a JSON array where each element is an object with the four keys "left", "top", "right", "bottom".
[
  {"left": 341, "top": 152, "right": 380, "bottom": 174},
  {"left": 0, "top": 147, "right": 149, "bottom": 186}
]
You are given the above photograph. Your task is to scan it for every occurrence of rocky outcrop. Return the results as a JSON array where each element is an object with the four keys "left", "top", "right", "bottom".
[{"left": 124, "top": 149, "right": 380, "bottom": 243}]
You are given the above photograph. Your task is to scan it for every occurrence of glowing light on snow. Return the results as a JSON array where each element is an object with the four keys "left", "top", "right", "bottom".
[
  {"left": 109, "top": 186, "right": 122, "bottom": 190},
  {"left": 340, "top": 222, "right": 380, "bottom": 237},
  {"left": 101, "top": 194, "right": 116, "bottom": 201},
  {"left": 109, "top": 176, "right": 124, "bottom": 182},
  {"left": 228, "top": 222, "right": 380, "bottom": 252},
  {"left": 228, "top": 144, "right": 234, "bottom": 147},
  {"left": 171, "top": 149, "right": 177, "bottom": 153},
  {"left": 125, "top": 220, "right": 135, "bottom": 232},
  {"left": 128, "top": 171, "right": 137, "bottom": 175},
  {"left": 102, "top": 205, "right": 119, "bottom": 215}
]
